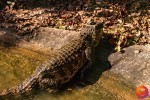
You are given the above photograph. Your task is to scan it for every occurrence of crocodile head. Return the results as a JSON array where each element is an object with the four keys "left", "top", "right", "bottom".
[{"left": 80, "top": 23, "right": 103, "bottom": 47}]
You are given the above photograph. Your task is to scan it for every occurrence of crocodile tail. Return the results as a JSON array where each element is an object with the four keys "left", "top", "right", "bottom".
[
  {"left": 0, "top": 62, "right": 50, "bottom": 99},
  {"left": 0, "top": 86, "right": 23, "bottom": 99},
  {"left": 0, "top": 85, "right": 38, "bottom": 100},
  {"left": 0, "top": 74, "right": 40, "bottom": 99}
]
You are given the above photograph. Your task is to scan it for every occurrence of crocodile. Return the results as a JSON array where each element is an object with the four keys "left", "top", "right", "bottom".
[{"left": 0, "top": 23, "right": 103, "bottom": 99}]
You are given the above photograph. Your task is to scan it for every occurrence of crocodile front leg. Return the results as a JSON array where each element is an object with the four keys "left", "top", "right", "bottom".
[
  {"left": 85, "top": 46, "right": 96, "bottom": 67},
  {"left": 80, "top": 46, "right": 96, "bottom": 79}
]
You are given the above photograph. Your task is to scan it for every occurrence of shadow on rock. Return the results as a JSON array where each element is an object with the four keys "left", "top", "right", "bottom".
[{"left": 0, "top": 28, "right": 21, "bottom": 48}]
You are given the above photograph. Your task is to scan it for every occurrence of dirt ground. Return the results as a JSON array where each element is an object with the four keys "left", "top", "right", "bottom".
[{"left": 0, "top": 0, "right": 150, "bottom": 51}]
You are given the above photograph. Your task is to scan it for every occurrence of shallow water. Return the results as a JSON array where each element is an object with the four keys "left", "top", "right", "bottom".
[
  {"left": 32, "top": 73, "right": 136, "bottom": 100},
  {"left": 0, "top": 45, "right": 49, "bottom": 91}
]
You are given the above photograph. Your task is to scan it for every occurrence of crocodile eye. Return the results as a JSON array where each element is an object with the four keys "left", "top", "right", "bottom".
[
  {"left": 80, "top": 32, "right": 85, "bottom": 37},
  {"left": 92, "top": 40, "right": 99, "bottom": 47}
]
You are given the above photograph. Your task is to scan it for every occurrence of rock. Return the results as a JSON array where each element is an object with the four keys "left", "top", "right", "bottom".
[
  {"left": 20, "top": 27, "right": 80, "bottom": 54},
  {"left": 108, "top": 45, "right": 150, "bottom": 91}
]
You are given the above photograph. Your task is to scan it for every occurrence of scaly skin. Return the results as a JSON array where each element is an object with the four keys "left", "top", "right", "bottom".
[{"left": 0, "top": 23, "right": 103, "bottom": 99}]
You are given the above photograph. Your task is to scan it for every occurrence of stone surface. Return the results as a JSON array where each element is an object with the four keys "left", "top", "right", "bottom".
[
  {"left": 108, "top": 45, "right": 150, "bottom": 92},
  {"left": 22, "top": 27, "right": 80, "bottom": 49}
]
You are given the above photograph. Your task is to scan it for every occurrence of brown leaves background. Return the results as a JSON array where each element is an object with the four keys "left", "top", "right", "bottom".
[{"left": 0, "top": 0, "right": 150, "bottom": 50}]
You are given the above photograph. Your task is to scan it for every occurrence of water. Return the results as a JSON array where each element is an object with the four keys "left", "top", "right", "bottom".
[{"left": 0, "top": 45, "right": 49, "bottom": 91}]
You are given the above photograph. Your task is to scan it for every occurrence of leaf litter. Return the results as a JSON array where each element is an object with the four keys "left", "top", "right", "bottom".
[{"left": 0, "top": 0, "right": 149, "bottom": 51}]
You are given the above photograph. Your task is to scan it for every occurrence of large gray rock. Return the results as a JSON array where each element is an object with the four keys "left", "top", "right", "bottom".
[{"left": 108, "top": 45, "right": 150, "bottom": 96}]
